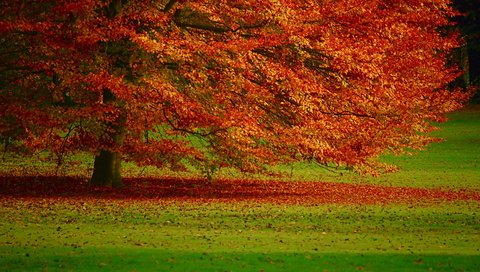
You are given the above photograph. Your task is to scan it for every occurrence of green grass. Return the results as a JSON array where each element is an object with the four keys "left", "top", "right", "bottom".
[
  {"left": 2, "top": 249, "right": 479, "bottom": 272},
  {"left": 1, "top": 202, "right": 479, "bottom": 253},
  {"left": 1, "top": 202, "right": 479, "bottom": 271},
  {"left": 1, "top": 106, "right": 480, "bottom": 271}
]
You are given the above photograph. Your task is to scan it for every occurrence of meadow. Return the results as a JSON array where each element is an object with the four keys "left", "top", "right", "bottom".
[{"left": 0, "top": 106, "right": 479, "bottom": 271}]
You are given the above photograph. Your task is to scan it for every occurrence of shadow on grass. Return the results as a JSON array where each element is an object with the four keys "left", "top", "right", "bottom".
[
  {"left": 0, "top": 175, "right": 299, "bottom": 200},
  {"left": 0, "top": 175, "right": 479, "bottom": 204},
  {"left": 2, "top": 246, "right": 480, "bottom": 272}
]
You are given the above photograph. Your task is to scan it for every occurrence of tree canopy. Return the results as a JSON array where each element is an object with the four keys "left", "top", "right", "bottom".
[{"left": 0, "top": 0, "right": 468, "bottom": 186}]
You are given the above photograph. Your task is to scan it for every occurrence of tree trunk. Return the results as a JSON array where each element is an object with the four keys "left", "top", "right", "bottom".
[
  {"left": 89, "top": 89, "right": 126, "bottom": 188},
  {"left": 90, "top": 150, "right": 123, "bottom": 188},
  {"left": 90, "top": 1, "right": 128, "bottom": 188},
  {"left": 461, "top": 44, "right": 470, "bottom": 89}
]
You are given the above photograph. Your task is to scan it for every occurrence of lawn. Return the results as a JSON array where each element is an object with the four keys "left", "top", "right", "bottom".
[{"left": 0, "top": 106, "right": 479, "bottom": 271}]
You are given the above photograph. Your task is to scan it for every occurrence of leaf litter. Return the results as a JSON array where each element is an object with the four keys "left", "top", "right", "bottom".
[{"left": 0, "top": 175, "right": 478, "bottom": 205}]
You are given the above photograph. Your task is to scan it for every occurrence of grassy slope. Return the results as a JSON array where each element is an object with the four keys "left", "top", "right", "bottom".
[{"left": 0, "top": 107, "right": 479, "bottom": 271}]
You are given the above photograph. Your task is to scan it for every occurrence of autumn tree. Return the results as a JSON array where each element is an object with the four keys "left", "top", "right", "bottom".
[{"left": 0, "top": 0, "right": 468, "bottom": 187}]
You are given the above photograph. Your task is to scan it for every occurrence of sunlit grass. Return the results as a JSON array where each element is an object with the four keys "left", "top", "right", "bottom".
[{"left": 2, "top": 201, "right": 479, "bottom": 254}]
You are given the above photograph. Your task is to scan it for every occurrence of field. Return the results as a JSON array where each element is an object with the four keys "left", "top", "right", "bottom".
[{"left": 1, "top": 106, "right": 479, "bottom": 271}]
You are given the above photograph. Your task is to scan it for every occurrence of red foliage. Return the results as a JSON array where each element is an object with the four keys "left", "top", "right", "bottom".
[
  {"left": 0, "top": 0, "right": 470, "bottom": 178},
  {"left": 0, "top": 176, "right": 478, "bottom": 205}
]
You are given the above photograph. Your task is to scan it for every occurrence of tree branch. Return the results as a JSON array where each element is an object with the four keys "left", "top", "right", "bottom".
[
  {"left": 318, "top": 110, "right": 378, "bottom": 119},
  {"left": 162, "top": 107, "right": 225, "bottom": 137},
  {"left": 163, "top": 0, "right": 178, "bottom": 12},
  {"left": 173, "top": 8, "right": 230, "bottom": 33}
]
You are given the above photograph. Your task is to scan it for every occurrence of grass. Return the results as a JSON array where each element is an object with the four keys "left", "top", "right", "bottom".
[
  {"left": 1, "top": 202, "right": 479, "bottom": 271},
  {"left": 1, "top": 202, "right": 479, "bottom": 253},
  {"left": 0, "top": 105, "right": 479, "bottom": 271},
  {"left": 2, "top": 249, "right": 480, "bottom": 272}
]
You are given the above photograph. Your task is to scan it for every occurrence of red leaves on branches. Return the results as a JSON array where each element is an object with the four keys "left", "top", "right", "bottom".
[{"left": 0, "top": 0, "right": 470, "bottom": 181}]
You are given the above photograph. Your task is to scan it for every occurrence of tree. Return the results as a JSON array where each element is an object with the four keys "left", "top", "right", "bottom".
[{"left": 0, "top": 0, "right": 468, "bottom": 187}]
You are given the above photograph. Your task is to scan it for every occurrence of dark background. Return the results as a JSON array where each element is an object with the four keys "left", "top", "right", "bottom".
[{"left": 454, "top": 0, "right": 480, "bottom": 102}]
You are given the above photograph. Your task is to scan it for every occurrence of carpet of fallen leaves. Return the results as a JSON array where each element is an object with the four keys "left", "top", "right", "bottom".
[{"left": 0, "top": 176, "right": 479, "bottom": 205}]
